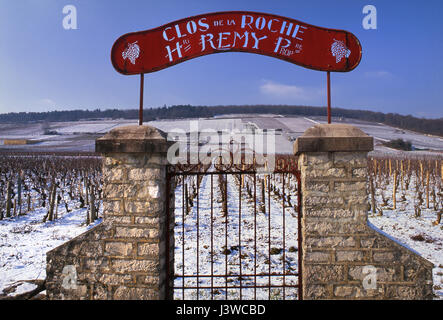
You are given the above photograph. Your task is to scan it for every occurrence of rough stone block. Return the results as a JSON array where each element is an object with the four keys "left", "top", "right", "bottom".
[
  {"left": 304, "top": 181, "right": 330, "bottom": 193},
  {"left": 304, "top": 167, "right": 347, "bottom": 179},
  {"left": 333, "top": 152, "right": 368, "bottom": 167},
  {"left": 334, "top": 181, "right": 367, "bottom": 193},
  {"left": 105, "top": 242, "right": 133, "bottom": 256},
  {"left": 103, "top": 183, "right": 128, "bottom": 199},
  {"left": 372, "top": 251, "right": 395, "bottom": 263},
  {"left": 104, "top": 199, "right": 123, "bottom": 213},
  {"left": 336, "top": 250, "right": 365, "bottom": 262},
  {"left": 304, "top": 195, "right": 344, "bottom": 207},
  {"left": 103, "top": 168, "right": 126, "bottom": 182},
  {"left": 304, "top": 251, "right": 331, "bottom": 263},
  {"left": 305, "top": 236, "right": 356, "bottom": 248},
  {"left": 115, "top": 227, "right": 159, "bottom": 239},
  {"left": 113, "top": 286, "right": 159, "bottom": 300},
  {"left": 124, "top": 200, "right": 162, "bottom": 215},
  {"left": 128, "top": 168, "right": 161, "bottom": 181},
  {"left": 304, "top": 208, "right": 355, "bottom": 219},
  {"left": 111, "top": 259, "right": 159, "bottom": 274},
  {"left": 99, "top": 274, "right": 133, "bottom": 286},
  {"left": 304, "top": 265, "right": 345, "bottom": 282},
  {"left": 137, "top": 243, "right": 160, "bottom": 257},
  {"left": 304, "top": 284, "right": 330, "bottom": 299},
  {"left": 333, "top": 285, "right": 355, "bottom": 297}
]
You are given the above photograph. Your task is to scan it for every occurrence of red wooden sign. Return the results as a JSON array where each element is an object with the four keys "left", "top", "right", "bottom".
[{"left": 111, "top": 11, "right": 362, "bottom": 75}]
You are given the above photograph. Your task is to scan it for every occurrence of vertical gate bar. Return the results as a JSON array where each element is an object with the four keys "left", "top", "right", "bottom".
[
  {"left": 182, "top": 176, "right": 185, "bottom": 299},
  {"left": 253, "top": 173, "right": 257, "bottom": 300},
  {"left": 297, "top": 174, "right": 303, "bottom": 300},
  {"left": 165, "top": 171, "right": 171, "bottom": 299},
  {"left": 267, "top": 174, "right": 271, "bottom": 300},
  {"left": 196, "top": 176, "right": 200, "bottom": 300},
  {"left": 238, "top": 173, "right": 242, "bottom": 300},
  {"left": 224, "top": 174, "right": 228, "bottom": 300},
  {"left": 282, "top": 173, "right": 286, "bottom": 300},
  {"left": 210, "top": 174, "right": 214, "bottom": 300}
]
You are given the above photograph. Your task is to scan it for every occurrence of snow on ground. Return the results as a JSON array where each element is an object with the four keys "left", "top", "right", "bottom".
[
  {"left": 0, "top": 170, "right": 441, "bottom": 299},
  {"left": 367, "top": 171, "right": 443, "bottom": 299},
  {"left": 0, "top": 115, "right": 442, "bottom": 299},
  {"left": 0, "top": 205, "right": 102, "bottom": 297},
  {"left": 173, "top": 172, "right": 299, "bottom": 300},
  {"left": 171, "top": 167, "right": 443, "bottom": 300},
  {"left": 368, "top": 210, "right": 443, "bottom": 299},
  {"left": 1, "top": 116, "right": 442, "bottom": 154}
]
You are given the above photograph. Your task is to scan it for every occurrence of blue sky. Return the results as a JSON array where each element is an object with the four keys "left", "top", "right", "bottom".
[{"left": 0, "top": 0, "right": 442, "bottom": 118}]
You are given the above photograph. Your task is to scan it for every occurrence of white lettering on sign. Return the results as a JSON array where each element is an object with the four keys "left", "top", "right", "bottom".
[
  {"left": 183, "top": 39, "right": 191, "bottom": 53},
  {"left": 163, "top": 27, "right": 175, "bottom": 41},
  {"left": 163, "top": 18, "right": 209, "bottom": 41},
  {"left": 233, "top": 31, "right": 249, "bottom": 48},
  {"left": 274, "top": 37, "right": 291, "bottom": 53},
  {"left": 214, "top": 20, "right": 224, "bottom": 26},
  {"left": 175, "top": 24, "right": 186, "bottom": 38},
  {"left": 218, "top": 32, "right": 231, "bottom": 50},
  {"left": 255, "top": 17, "right": 266, "bottom": 30},
  {"left": 227, "top": 19, "right": 235, "bottom": 26},
  {"left": 198, "top": 18, "right": 210, "bottom": 32},
  {"left": 186, "top": 20, "right": 197, "bottom": 34},
  {"left": 199, "top": 32, "right": 269, "bottom": 52},
  {"left": 200, "top": 34, "right": 217, "bottom": 51},
  {"left": 241, "top": 15, "right": 254, "bottom": 29},
  {"left": 268, "top": 19, "right": 279, "bottom": 33},
  {"left": 160, "top": 15, "right": 307, "bottom": 63},
  {"left": 165, "top": 42, "right": 183, "bottom": 62},
  {"left": 251, "top": 33, "right": 267, "bottom": 49},
  {"left": 296, "top": 25, "right": 307, "bottom": 41}
]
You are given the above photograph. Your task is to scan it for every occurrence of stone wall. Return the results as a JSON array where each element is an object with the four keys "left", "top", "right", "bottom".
[
  {"left": 295, "top": 124, "right": 434, "bottom": 300},
  {"left": 46, "top": 125, "right": 174, "bottom": 300},
  {"left": 46, "top": 123, "right": 434, "bottom": 300}
]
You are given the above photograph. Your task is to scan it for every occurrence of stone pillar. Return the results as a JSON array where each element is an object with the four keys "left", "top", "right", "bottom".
[
  {"left": 46, "top": 125, "right": 174, "bottom": 300},
  {"left": 294, "top": 124, "right": 433, "bottom": 300}
]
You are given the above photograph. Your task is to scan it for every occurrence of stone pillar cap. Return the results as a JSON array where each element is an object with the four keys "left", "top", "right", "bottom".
[
  {"left": 96, "top": 125, "right": 172, "bottom": 153},
  {"left": 294, "top": 124, "right": 373, "bottom": 154}
]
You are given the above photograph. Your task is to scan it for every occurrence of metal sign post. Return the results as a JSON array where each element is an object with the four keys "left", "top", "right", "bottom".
[
  {"left": 327, "top": 71, "right": 331, "bottom": 124},
  {"left": 139, "top": 73, "right": 144, "bottom": 125}
]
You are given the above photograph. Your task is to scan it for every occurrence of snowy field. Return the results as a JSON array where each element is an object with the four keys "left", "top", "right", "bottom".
[
  {"left": 1, "top": 116, "right": 442, "bottom": 155},
  {"left": 0, "top": 206, "right": 102, "bottom": 298},
  {"left": 0, "top": 115, "right": 442, "bottom": 299},
  {"left": 369, "top": 212, "right": 443, "bottom": 299},
  {"left": 0, "top": 165, "right": 441, "bottom": 299}
]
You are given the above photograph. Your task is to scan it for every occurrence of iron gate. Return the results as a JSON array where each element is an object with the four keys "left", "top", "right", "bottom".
[{"left": 165, "top": 155, "right": 302, "bottom": 300}]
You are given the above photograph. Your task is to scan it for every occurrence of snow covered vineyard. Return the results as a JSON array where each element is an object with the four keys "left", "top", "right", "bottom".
[
  {"left": 0, "top": 151, "right": 442, "bottom": 299},
  {"left": 0, "top": 153, "right": 103, "bottom": 298},
  {"left": 171, "top": 164, "right": 301, "bottom": 300}
]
